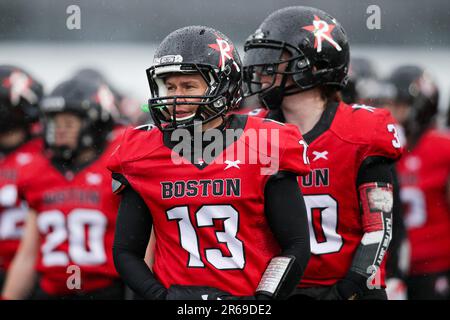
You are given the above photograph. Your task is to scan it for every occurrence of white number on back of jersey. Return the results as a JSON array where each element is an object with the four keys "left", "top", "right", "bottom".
[
  {"left": 304, "top": 195, "right": 343, "bottom": 255},
  {"left": 167, "top": 205, "right": 245, "bottom": 270},
  {"left": 38, "top": 209, "right": 107, "bottom": 267}
]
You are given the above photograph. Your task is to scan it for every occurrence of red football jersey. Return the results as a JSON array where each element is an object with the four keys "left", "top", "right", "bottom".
[
  {"left": 396, "top": 129, "right": 450, "bottom": 275},
  {"left": 17, "top": 138, "right": 122, "bottom": 295},
  {"left": 108, "top": 115, "right": 310, "bottom": 296},
  {"left": 0, "top": 139, "right": 42, "bottom": 271},
  {"left": 248, "top": 102, "right": 403, "bottom": 287}
]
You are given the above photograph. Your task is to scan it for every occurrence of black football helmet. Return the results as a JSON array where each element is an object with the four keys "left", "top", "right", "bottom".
[
  {"left": 41, "top": 78, "right": 116, "bottom": 161},
  {"left": 388, "top": 65, "right": 439, "bottom": 138},
  {"left": 0, "top": 65, "right": 43, "bottom": 135},
  {"left": 243, "top": 6, "right": 350, "bottom": 109},
  {"left": 146, "top": 25, "right": 242, "bottom": 131},
  {"left": 341, "top": 57, "right": 377, "bottom": 104},
  {"left": 71, "top": 68, "right": 125, "bottom": 121}
]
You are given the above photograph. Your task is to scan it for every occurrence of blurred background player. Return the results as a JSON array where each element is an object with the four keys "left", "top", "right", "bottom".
[
  {"left": 0, "top": 65, "right": 43, "bottom": 290},
  {"left": 342, "top": 58, "right": 410, "bottom": 300},
  {"left": 243, "top": 6, "right": 403, "bottom": 299},
  {"left": 2, "top": 78, "right": 125, "bottom": 299},
  {"left": 341, "top": 56, "right": 377, "bottom": 105},
  {"left": 387, "top": 65, "right": 450, "bottom": 300}
]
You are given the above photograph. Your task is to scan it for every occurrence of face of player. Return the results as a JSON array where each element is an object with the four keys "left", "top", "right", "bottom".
[
  {"left": 163, "top": 73, "right": 208, "bottom": 121},
  {"left": 257, "top": 51, "right": 294, "bottom": 90},
  {"left": 52, "top": 112, "right": 83, "bottom": 150},
  {"left": 384, "top": 101, "right": 411, "bottom": 127}
]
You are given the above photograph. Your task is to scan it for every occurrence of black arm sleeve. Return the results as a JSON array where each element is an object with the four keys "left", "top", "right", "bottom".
[
  {"left": 338, "top": 157, "right": 394, "bottom": 296},
  {"left": 264, "top": 171, "right": 311, "bottom": 278},
  {"left": 112, "top": 185, "right": 167, "bottom": 300},
  {"left": 385, "top": 166, "right": 407, "bottom": 279}
]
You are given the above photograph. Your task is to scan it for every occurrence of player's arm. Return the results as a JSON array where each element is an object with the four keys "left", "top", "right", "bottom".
[
  {"left": 112, "top": 181, "right": 167, "bottom": 300},
  {"left": 112, "top": 175, "right": 235, "bottom": 300},
  {"left": 256, "top": 171, "right": 311, "bottom": 300},
  {"left": 2, "top": 209, "right": 39, "bottom": 300},
  {"left": 144, "top": 228, "right": 156, "bottom": 270},
  {"left": 323, "top": 157, "right": 394, "bottom": 300}
]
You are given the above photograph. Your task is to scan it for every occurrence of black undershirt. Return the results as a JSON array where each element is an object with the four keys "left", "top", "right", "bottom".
[{"left": 112, "top": 171, "right": 310, "bottom": 300}]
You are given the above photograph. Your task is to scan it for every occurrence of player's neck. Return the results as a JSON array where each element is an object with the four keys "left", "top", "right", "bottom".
[
  {"left": 202, "top": 117, "right": 224, "bottom": 131},
  {"left": 281, "top": 89, "right": 326, "bottom": 135},
  {"left": 74, "top": 148, "right": 98, "bottom": 166}
]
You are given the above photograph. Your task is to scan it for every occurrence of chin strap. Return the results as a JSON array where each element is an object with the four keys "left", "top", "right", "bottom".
[{"left": 259, "top": 76, "right": 306, "bottom": 110}]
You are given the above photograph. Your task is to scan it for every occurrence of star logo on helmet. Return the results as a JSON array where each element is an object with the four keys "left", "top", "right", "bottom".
[
  {"left": 2, "top": 71, "right": 38, "bottom": 106},
  {"left": 208, "top": 38, "right": 240, "bottom": 72},
  {"left": 302, "top": 15, "right": 342, "bottom": 53},
  {"left": 94, "top": 84, "right": 120, "bottom": 119}
]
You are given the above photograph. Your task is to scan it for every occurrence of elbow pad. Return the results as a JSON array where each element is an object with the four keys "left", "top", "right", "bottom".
[{"left": 355, "top": 182, "right": 394, "bottom": 273}]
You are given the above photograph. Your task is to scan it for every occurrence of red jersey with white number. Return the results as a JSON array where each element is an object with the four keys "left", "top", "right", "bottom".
[
  {"left": 17, "top": 138, "right": 122, "bottom": 295},
  {"left": 396, "top": 129, "right": 450, "bottom": 275},
  {"left": 0, "top": 138, "right": 43, "bottom": 271},
  {"left": 107, "top": 115, "right": 310, "bottom": 296},
  {"left": 247, "top": 102, "right": 403, "bottom": 287}
]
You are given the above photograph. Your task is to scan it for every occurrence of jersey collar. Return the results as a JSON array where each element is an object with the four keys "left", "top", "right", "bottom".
[
  {"left": 162, "top": 114, "right": 248, "bottom": 170},
  {"left": 266, "top": 101, "right": 339, "bottom": 144}
]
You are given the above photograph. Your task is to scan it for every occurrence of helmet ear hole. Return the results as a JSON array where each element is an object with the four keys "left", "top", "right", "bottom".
[{"left": 315, "top": 60, "right": 330, "bottom": 72}]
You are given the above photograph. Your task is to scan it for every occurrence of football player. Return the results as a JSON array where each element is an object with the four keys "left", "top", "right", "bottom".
[
  {"left": 342, "top": 59, "right": 410, "bottom": 299},
  {"left": 387, "top": 65, "right": 450, "bottom": 300},
  {"left": 243, "top": 6, "right": 403, "bottom": 299},
  {"left": 0, "top": 66, "right": 43, "bottom": 290},
  {"left": 109, "top": 25, "right": 312, "bottom": 300},
  {"left": 2, "top": 78, "right": 125, "bottom": 299}
]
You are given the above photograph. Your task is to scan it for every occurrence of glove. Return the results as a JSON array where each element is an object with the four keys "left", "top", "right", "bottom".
[
  {"left": 319, "top": 272, "right": 366, "bottom": 300},
  {"left": 166, "top": 285, "right": 238, "bottom": 300},
  {"left": 318, "top": 284, "right": 345, "bottom": 300}
]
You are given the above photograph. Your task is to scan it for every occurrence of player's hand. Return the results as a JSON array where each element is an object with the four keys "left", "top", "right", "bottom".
[
  {"left": 319, "top": 281, "right": 361, "bottom": 300},
  {"left": 318, "top": 284, "right": 345, "bottom": 300},
  {"left": 320, "top": 271, "right": 366, "bottom": 300},
  {"left": 166, "top": 285, "right": 237, "bottom": 300}
]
